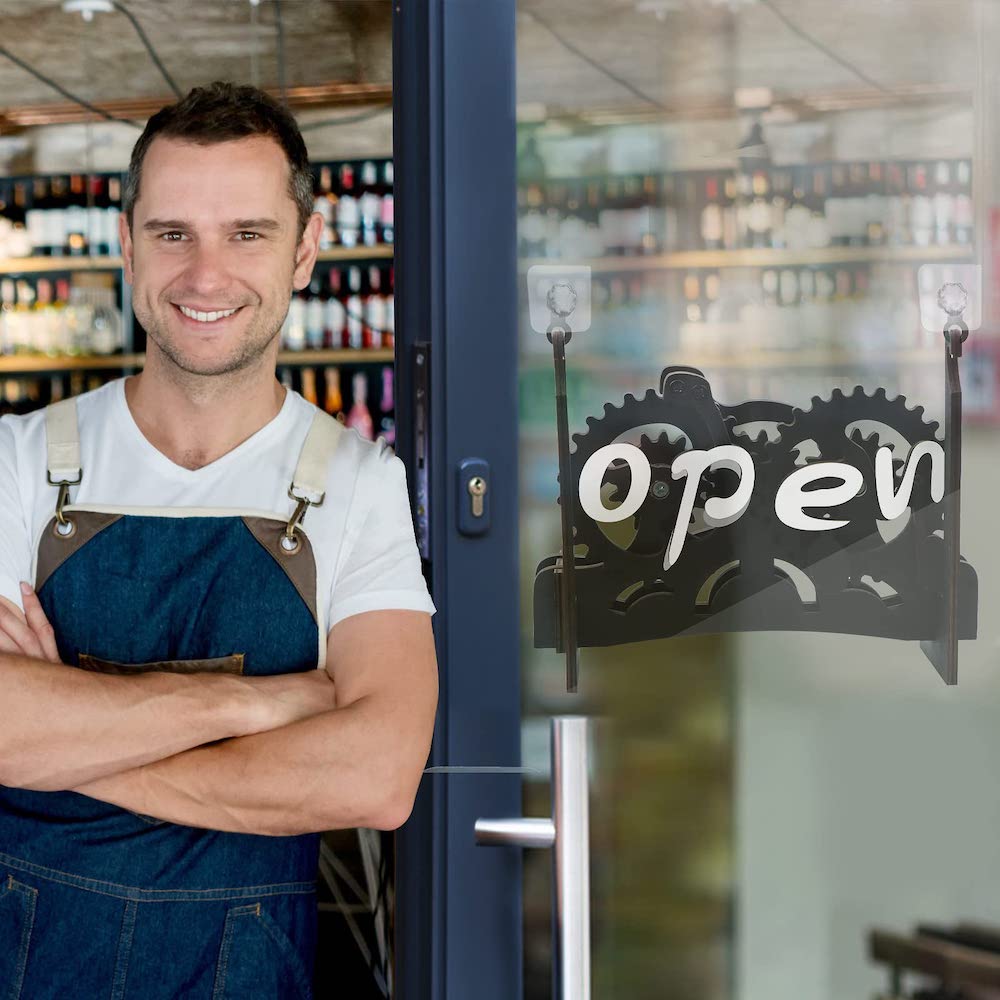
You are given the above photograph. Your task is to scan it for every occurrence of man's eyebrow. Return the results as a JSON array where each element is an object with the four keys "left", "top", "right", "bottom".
[
  {"left": 230, "top": 218, "right": 283, "bottom": 233},
  {"left": 142, "top": 219, "right": 190, "bottom": 232}
]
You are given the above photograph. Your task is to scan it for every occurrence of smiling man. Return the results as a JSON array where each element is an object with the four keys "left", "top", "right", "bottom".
[{"left": 0, "top": 82, "right": 438, "bottom": 999}]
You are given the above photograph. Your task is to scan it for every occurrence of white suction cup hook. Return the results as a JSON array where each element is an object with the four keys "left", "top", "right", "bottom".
[
  {"left": 62, "top": 0, "right": 113, "bottom": 21},
  {"left": 527, "top": 265, "right": 592, "bottom": 340}
]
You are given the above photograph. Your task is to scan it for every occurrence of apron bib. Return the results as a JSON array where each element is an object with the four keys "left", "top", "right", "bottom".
[{"left": 0, "top": 396, "right": 344, "bottom": 1000}]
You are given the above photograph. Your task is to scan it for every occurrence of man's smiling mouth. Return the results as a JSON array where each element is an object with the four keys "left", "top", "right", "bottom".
[{"left": 175, "top": 304, "right": 242, "bottom": 323}]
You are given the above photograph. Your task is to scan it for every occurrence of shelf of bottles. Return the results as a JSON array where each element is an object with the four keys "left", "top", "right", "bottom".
[{"left": 0, "top": 158, "right": 398, "bottom": 430}]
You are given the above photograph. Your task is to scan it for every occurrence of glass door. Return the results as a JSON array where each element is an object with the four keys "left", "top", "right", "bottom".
[{"left": 514, "top": 2, "right": 999, "bottom": 999}]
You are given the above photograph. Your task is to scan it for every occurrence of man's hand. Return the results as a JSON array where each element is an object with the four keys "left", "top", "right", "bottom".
[{"left": 0, "top": 583, "right": 60, "bottom": 663}]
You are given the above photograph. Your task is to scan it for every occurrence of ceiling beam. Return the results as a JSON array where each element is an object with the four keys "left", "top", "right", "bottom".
[{"left": 0, "top": 82, "right": 393, "bottom": 128}]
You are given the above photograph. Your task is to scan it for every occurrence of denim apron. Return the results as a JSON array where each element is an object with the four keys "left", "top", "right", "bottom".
[{"left": 0, "top": 395, "right": 344, "bottom": 1000}]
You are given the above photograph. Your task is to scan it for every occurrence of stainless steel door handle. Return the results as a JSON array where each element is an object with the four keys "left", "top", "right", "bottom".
[{"left": 474, "top": 716, "right": 591, "bottom": 1000}]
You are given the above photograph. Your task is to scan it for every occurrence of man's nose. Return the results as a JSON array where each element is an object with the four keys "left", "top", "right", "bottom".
[{"left": 181, "top": 242, "right": 234, "bottom": 297}]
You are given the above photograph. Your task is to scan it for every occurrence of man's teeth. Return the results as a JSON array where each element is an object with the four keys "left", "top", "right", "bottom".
[{"left": 178, "top": 305, "right": 239, "bottom": 323}]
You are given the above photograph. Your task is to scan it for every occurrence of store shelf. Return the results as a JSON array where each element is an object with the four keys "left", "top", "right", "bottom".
[
  {"left": 520, "top": 245, "right": 973, "bottom": 273},
  {"left": 0, "top": 245, "right": 393, "bottom": 275},
  {"left": 0, "top": 256, "right": 123, "bottom": 275},
  {"left": 0, "top": 348, "right": 393, "bottom": 374},
  {"left": 315, "top": 246, "right": 394, "bottom": 262}
]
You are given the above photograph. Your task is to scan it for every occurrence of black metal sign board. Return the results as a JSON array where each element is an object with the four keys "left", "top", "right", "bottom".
[{"left": 533, "top": 364, "right": 979, "bottom": 686}]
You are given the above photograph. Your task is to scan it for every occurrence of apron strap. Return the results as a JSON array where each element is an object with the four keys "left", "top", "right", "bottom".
[
  {"left": 290, "top": 408, "right": 345, "bottom": 503},
  {"left": 282, "top": 409, "right": 345, "bottom": 553},
  {"left": 45, "top": 397, "right": 83, "bottom": 484}
]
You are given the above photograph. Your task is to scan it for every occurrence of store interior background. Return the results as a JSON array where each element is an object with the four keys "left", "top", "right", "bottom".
[{"left": 1, "top": 1, "right": 1000, "bottom": 999}]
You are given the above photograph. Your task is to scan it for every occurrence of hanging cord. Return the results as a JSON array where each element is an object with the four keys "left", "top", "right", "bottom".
[
  {"left": 0, "top": 45, "right": 141, "bottom": 127},
  {"left": 109, "top": 1, "right": 181, "bottom": 98}
]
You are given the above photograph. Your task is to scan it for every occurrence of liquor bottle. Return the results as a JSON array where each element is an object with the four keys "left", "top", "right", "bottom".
[
  {"left": 323, "top": 365, "right": 343, "bottom": 419},
  {"left": 933, "top": 160, "right": 954, "bottom": 246},
  {"left": 284, "top": 294, "right": 307, "bottom": 351},
  {"left": 336, "top": 163, "right": 359, "bottom": 248},
  {"left": 88, "top": 175, "right": 109, "bottom": 256},
  {"left": 746, "top": 169, "right": 772, "bottom": 248},
  {"left": 7, "top": 181, "right": 30, "bottom": 257},
  {"left": 300, "top": 366, "right": 319, "bottom": 406},
  {"left": 314, "top": 164, "right": 336, "bottom": 250},
  {"left": 639, "top": 173, "right": 659, "bottom": 253},
  {"left": 379, "top": 366, "right": 395, "bottom": 446},
  {"left": 680, "top": 174, "right": 699, "bottom": 251},
  {"left": 827, "top": 163, "right": 849, "bottom": 246},
  {"left": 955, "top": 159, "right": 973, "bottom": 245},
  {"left": 106, "top": 175, "right": 122, "bottom": 256},
  {"left": 806, "top": 164, "right": 831, "bottom": 248},
  {"left": 910, "top": 162, "right": 933, "bottom": 247},
  {"left": 344, "top": 266, "right": 363, "bottom": 350},
  {"left": 0, "top": 278, "right": 15, "bottom": 354},
  {"left": 865, "top": 162, "right": 886, "bottom": 246},
  {"left": 721, "top": 175, "right": 739, "bottom": 251},
  {"left": 364, "top": 265, "right": 385, "bottom": 349},
  {"left": 769, "top": 167, "right": 791, "bottom": 250},
  {"left": 67, "top": 174, "right": 88, "bottom": 255},
  {"left": 27, "top": 178, "right": 49, "bottom": 256},
  {"left": 886, "top": 161, "right": 908, "bottom": 245},
  {"left": 384, "top": 266, "right": 395, "bottom": 350},
  {"left": 783, "top": 166, "right": 810, "bottom": 250},
  {"left": 545, "top": 179, "right": 567, "bottom": 259},
  {"left": 358, "top": 160, "right": 381, "bottom": 248},
  {"left": 325, "top": 268, "right": 346, "bottom": 348},
  {"left": 683, "top": 272, "right": 701, "bottom": 323},
  {"left": 380, "top": 160, "right": 394, "bottom": 245},
  {"left": 345, "top": 371, "right": 374, "bottom": 440},
  {"left": 305, "top": 279, "right": 325, "bottom": 350},
  {"left": 48, "top": 176, "right": 69, "bottom": 257},
  {"left": 700, "top": 175, "right": 723, "bottom": 251},
  {"left": 847, "top": 162, "right": 869, "bottom": 246}
]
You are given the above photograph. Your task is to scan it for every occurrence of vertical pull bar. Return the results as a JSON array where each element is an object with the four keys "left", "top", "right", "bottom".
[
  {"left": 473, "top": 716, "right": 592, "bottom": 1000},
  {"left": 552, "top": 716, "right": 591, "bottom": 1000}
]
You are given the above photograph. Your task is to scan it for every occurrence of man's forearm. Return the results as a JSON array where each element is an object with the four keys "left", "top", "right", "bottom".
[
  {"left": 0, "top": 652, "right": 266, "bottom": 791},
  {"left": 70, "top": 697, "right": 416, "bottom": 836}
]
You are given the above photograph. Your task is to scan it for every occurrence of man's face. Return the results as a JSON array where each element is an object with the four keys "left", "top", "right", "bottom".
[{"left": 121, "top": 135, "right": 319, "bottom": 377}]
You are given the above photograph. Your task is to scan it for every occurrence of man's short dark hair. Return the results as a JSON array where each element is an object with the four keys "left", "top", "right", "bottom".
[{"left": 124, "top": 81, "right": 314, "bottom": 239}]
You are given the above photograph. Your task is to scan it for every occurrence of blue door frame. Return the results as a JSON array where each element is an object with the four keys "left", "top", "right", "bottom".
[{"left": 392, "top": 2, "right": 522, "bottom": 998}]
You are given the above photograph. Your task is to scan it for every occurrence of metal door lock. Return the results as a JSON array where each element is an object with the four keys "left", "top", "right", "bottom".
[
  {"left": 467, "top": 476, "right": 487, "bottom": 517},
  {"left": 457, "top": 458, "right": 490, "bottom": 536}
]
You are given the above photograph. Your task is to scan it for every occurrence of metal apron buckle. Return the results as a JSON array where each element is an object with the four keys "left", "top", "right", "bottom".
[
  {"left": 281, "top": 484, "right": 325, "bottom": 555},
  {"left": 47, "top": 469, "right": 83, "bottom": 538}
]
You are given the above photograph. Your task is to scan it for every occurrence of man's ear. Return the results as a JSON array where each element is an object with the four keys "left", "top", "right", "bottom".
[
  {"left": 119, "top": 213, "right": 134, "bottom": 284},
  {"left": 292, "top": 212, "right": 324, "bottom": 292}
]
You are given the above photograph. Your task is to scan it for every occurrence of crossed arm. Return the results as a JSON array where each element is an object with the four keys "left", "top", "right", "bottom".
[{"left": 0, "top": 588, "right": 438, "bottom": 837}]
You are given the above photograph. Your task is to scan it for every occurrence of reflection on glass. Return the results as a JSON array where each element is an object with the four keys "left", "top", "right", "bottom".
[{"left": 517, "top": 2, "right": 999, "bottom": 998}]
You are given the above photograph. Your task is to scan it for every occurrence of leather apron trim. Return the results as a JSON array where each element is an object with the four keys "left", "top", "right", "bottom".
[
  {"left": 78, "top": 652, "right": 246, "bottom": 675},
  {"left": 34, "top": 511, "right": 124, "bottom": 594},
  {"left": 241, "top": 516, "right": 319, "bottom": 626}
]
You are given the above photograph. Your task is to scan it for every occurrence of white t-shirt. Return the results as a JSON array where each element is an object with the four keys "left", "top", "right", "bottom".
[{"left": 0, "top": 377, "right": 436, "bottom": 643}]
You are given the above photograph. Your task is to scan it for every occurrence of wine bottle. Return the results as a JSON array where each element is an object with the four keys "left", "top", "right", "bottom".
[
  {"left": 336, "top": 162, "right": 359, "bottom": 248},
  {"left": 345, "top": 266, "right": 363, "bottom": 350},
  {"left": 379, "top": 366, "right": 395, "bottom": 446},
  {"left": 67, "top": 174, "right": 88, "bottom": 255},
  {"left": 345, "top": 371, "right": 374, "bottom": 440},
  {"left": 323, "top": 365, "right": 343, "bottom": 418},
  {"left": 358, "top": 160, "right": 381, "bottom": 248},
  {"left": 933, "top": 160, "right": 954, "bottom": 246},
  {"left": 910, "top": 162, "right": 933, "bottom": 247},
  {"left": 300, "top": 366, "right": 319, "bottom": 406},
  {"left": 364, "top": 265, "right": 385, "bottom": 350},
  {"left": 380, "top": 159, "right": 394, "bottom": 245},
  {"left": 27, "top": 178, "right": 48, "bottom": 256},
  {"left": 700, "top": 175, "right": 723, "bottom": 251},
  {"left": 304, "top": 279, "right": 325, "bottom": 350},
  {"left": 325, "top": 268, "right": 346, "bottom": 348},
  {"left": 48, "top": 176, "right": 69, "bottom": 257},
  {"left": 314, "top": 164, "right": 336, "bottom": 250}
]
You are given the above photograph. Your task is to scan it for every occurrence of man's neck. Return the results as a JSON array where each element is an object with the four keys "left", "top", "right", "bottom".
[{"left": 123, "top": 355, "right": 287, "bottom": 472}]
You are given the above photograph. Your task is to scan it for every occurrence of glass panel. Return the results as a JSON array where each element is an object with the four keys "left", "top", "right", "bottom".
[{"left": 517, "top": 3, "right": 997, "bottom": 998}]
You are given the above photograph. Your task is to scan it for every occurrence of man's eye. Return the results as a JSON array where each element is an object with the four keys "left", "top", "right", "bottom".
[
  {"left": 236, "top": 232, "right": 261, "bottom": 241},
  {"left": 161, "top": 232, "right": 186, "bottom": 242}
]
